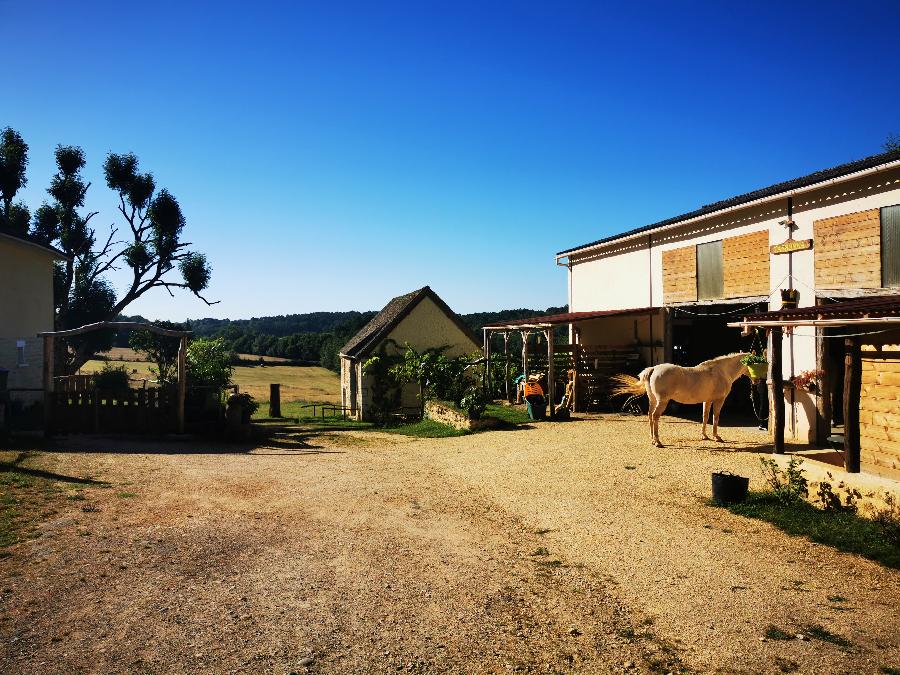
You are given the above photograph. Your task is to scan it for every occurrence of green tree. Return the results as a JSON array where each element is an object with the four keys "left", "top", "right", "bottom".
[
  {"left": 129, "top": 321, "right": 187, "bottom": 384},
  {"left": 886, "top": 133, "right": 900, "bottom": 152},
  {"left": 0, "top": 127, "right": 31, "bottom": 236},
  {"left": 0, "top": 128, "right": 218, "bottom": 374}
]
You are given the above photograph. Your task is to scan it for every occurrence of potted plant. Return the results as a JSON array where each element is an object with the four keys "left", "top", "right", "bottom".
[
  {"left": 780, "top": 288, "right": 799, "bottom": 309},
  {"left": 790, "top": 369, "right": 821, "bottom": 394},
  {"left": 741, "top": 352, "right": 769, "bottom": 380}
]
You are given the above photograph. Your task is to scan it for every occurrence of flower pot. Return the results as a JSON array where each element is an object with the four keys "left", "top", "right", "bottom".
[
  {"left": 780, "top": 289, "right": 799, "bottom": 309},
  {"left": 746, "top": 362, "right": 769, "bottom": 380}
]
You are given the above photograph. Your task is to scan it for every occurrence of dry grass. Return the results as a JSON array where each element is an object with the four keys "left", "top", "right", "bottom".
[{"left": 81, "top": 359, "right": 341, "bottom": 403}]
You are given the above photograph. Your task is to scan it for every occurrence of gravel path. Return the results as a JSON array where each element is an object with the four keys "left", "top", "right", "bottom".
[{"left": 1, "top": 415, "right": 897, "bottom": 674}]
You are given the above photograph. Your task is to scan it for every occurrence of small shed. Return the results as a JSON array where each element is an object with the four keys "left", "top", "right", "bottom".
[{"left": 339, "top": 286, "right": 481, "bottom": 421}]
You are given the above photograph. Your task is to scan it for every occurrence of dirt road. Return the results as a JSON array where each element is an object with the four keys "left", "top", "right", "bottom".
[{"left": 1, "top": 416, "right": 897, "bottom": 674}]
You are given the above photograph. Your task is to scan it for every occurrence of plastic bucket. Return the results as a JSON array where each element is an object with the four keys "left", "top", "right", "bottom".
[
  {"left": 746, "top": 362, "right": 768, "bottom": 380},
  {"left": 711, "top": 472, "right": 749, "bottom": 505}
]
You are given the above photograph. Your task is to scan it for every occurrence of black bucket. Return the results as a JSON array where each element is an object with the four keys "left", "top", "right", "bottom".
[{"left": 711, "top": 471, "right": 749, "bottom": 506}]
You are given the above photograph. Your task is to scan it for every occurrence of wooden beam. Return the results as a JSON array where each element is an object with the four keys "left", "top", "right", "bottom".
[
  {"left": 546, "top": 328, "right": 556, "bottom": 418},
  {"left": 770, "top": 326, "right": 784, "bottom": 454},
  {"left": 843, "top": 337, "right": 861, "bottom": 473},
  {"left": 177, "top": 336, "right": 187, "bottom": 434},
  {"left": 43, "top": 335, "right": 54, "bottom": 438},
  {"left": 815, "top": 328, "right": 831, "bottom": 446},
  {"left": 522, "top": 331, "right": 530, "bottom": 381}
]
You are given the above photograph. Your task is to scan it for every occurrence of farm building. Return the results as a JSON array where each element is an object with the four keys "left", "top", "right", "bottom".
[
  {"left": 339, "top": 286, "right": 481, "bottom": 421},
  {"left": 0, "top": 231, "right": 67, "bottom": 400},
  {"left": 541, "top": 147, "right": 900, "bottom": 477}
]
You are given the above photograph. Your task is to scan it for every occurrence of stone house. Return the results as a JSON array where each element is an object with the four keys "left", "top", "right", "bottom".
[
  {"left": 0, "top": 232, "right": 67, "bottom": 399},
  {"left": 339, "top": 286, "right": 481, "bottom": 421}
]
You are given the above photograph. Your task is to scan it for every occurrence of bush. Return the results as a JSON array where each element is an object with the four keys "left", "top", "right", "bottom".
[
  {"left": 186, "top": 338, "right": 234, "bottom": 390},
  {"left": 93, "top": 363, "right": 130, "bottom": 390},
  {"left": 870, "top": 494, "right": 900, "bottom": 546},
  {"left": 231, "top": 392, "right": 259, "bottom": 423},
  {"left": 459, "top": 387, "right": 488, "bottom": 419},
  {"left": 760, "top": 456, "right": 808, "bottom": 504}
]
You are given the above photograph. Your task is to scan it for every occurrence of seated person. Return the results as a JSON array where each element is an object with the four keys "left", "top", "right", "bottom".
[{"left": 523, "top": 375, "right": 545, "bottom": 404}]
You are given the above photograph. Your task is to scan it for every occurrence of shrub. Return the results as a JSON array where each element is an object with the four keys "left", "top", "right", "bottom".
[
  {"left": 232, "top": 392, "right": 259, "bottom": 423},
  {"left": 459, "top": 387, "right": 488, "bottom": 420},
  {"left": 759, "top": 456, "right": 808, "bottom": 504},
  {"left": 186, "top": 338, "right": 234, "bottom": 390},
  {"left": 93, "top": 363, "right": 130, "bottom": 390},
  {"left": 870, "top": 494, "right": 900, "bottom": 546}
]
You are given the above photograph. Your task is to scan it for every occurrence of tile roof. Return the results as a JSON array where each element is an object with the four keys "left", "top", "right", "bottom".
[
  {"left": 0, "top": 231, "right": 69, "bottom": 260},
  {"left": 558, "top": 147, "right": 900, "bottom": 257},
  {"left": 340, "top": 286, "right": 479, "bottom": 359}
]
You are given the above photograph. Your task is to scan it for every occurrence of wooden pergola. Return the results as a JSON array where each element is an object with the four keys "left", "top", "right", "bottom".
[
  {"left": 729, "top": 296, "right": 900, "bottom": 473},
  {"left": 482, "top": 307, "right": 659, "bottom": 418},
  {"left": 39, "top": 321, "right": 193, "bottom": 436}
]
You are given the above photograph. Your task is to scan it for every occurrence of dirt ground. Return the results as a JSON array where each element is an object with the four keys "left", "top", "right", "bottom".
[{"left": 1, "top": 415, "right": 898, "bottom": 674}]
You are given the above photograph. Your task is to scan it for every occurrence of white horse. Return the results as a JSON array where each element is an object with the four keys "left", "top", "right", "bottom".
[{"left": 611, "top": 353, "right": 750, "bottom": 447}]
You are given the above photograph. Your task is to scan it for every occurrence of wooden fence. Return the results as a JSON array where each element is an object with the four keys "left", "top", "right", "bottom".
[{"left": 52, "top": 388, "right": 175, "bottom": 434}]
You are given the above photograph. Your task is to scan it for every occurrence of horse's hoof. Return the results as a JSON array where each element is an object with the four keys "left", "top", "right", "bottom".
[
  {"left": 701, "top": 435, "right": 710, "bottom": 441},
  {"left": 714, "top": 436, "right": 724, "bottom": 443}
]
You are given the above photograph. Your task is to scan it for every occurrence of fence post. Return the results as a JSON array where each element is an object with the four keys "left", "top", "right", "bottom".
[
  {"left": 843, "top": 337, "right": 861, "bottom": 473},
  {"left": 269, "top": 383, "right": 281, "bottom": 418}
]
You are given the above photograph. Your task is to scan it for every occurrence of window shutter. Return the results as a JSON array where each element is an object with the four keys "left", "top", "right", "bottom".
[
  {"left": 696, "top": 240, "right": 724, "bottom": 300},
  {"left": 882, "top": 205, "right": 900, "bottom": 288}
]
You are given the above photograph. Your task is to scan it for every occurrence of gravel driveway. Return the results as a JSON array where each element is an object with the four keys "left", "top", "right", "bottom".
[{"left": 1, "top": 415, "right": 897, "bottom": 674}]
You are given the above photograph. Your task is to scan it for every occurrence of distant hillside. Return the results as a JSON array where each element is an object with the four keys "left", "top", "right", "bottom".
[{"left": 115, "top": 304, "right": 568, "bottom": 371}]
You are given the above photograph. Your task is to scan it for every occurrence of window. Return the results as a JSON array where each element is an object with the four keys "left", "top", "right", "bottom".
[
  {"left": 882, "top": 205, "right": 900, "bottom": 288},
  {"left": 696, "top": 240, "right": 724, "bottom": 300},
  {"left": 16, "top": 339, "right": 27, "bottom": 367}
]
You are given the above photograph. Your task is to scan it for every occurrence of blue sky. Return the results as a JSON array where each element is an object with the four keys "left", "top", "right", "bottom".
[{"left": 4, "top": 1, "right": 899, "bottom": 320}]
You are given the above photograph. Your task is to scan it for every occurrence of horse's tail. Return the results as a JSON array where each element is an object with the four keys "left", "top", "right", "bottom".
[{"left": 609, "top": 367, "right": 653, "bottom": 398}]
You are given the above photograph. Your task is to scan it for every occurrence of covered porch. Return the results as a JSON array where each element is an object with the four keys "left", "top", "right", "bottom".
[
  {"left": 730, "top": 295, "right": 900, "bottom": 480},
  {"left": 482, "top": 307, "right": 664, "bottom": 417}
]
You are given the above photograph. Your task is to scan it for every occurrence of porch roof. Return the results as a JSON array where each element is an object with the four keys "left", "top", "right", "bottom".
[
  {"left": 728, "top": 294, "right": 900, "bottom": 329},
  {"left": 483, "top": 306, "right": 658, "bottom": 331}
]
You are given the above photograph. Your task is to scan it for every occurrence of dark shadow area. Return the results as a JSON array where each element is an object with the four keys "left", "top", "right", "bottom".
[{"left": 0, "top": 451, "right": 109, "bottom": 485}]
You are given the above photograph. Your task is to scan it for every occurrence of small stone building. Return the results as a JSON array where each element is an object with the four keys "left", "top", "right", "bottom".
[
  {"left": 340, "top": 286, "right": 481, "bottom": 421},
  {"left": 0, "top": 232, "right": 67, "bottom": 400}
]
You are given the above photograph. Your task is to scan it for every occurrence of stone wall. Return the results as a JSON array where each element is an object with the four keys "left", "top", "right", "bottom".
[{"left": 424, "top": 400, "right": 499, "bottom": 432}]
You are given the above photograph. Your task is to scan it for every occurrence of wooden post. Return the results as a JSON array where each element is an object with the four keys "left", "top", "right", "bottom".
[
  {"left": 843, "top": 337, "right": 861, "bottom": 473},
  {"left": 43, "top": 335, "right": 54, "bottom": 438},
  {"left": 815, "top": 328, "right": 831, "bottom": 446},
  {"left": 771, "top": 327, "right": 784, "bottom": 454},
  {"left": 269, "top": 383, "right": 281, "bottom": 418},
  {"left": 546, "top": 328, "right": 556, "bottom": 418},
  {"left": 503, "top": 332, "right": 511, "bottom": 403},
  {"left": 177, "top": 336, "right": 187, "bottom": 434},
  {"left": 484, "top": 329, "right": 492, "bottom": 396},
  {"left": 522, "top": 332, "right": 530, "bottom": 380}
]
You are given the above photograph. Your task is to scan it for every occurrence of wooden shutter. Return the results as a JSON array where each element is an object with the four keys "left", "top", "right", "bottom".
[
  {"left": 662, "top": 245, "right": 697, "bottom": 303},
  {"left": 723, "top": 230, "right": 770, "bottom": 298},
  {"left": 882, "top": 205, "right": 900, "bottom": 288},
  {"left": 696, "top": 240, "right": 724, "bottom": 300},
  {"left": 814, "top": 209, "right": 881, "bottom": 289}
]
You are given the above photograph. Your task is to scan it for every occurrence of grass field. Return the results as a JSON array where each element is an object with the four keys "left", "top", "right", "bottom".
[{"left": 82, "top": 358, "right": 341, "bottom": 404}]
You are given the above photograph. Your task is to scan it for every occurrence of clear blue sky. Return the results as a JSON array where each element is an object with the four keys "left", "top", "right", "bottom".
[{"left": 4, "top": 0, "right": 899, "bottom": 320}]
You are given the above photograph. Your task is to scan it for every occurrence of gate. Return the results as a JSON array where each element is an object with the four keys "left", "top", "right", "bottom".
[{"left": 52, "top": 387, "right": 175, "bottom": 434}]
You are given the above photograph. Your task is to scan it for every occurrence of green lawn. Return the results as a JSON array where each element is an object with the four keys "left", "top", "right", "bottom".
[{"left": 726, "top": 491, "right": 900, "bottom": 570}]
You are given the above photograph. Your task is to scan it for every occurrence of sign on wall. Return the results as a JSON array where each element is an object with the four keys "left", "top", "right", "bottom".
[{"left": 770, "top": 238, "right": 813, "bottom": 255}]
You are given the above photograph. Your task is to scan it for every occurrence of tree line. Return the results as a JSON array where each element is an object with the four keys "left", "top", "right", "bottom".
[{"left": 116, "top": 305, "right": 567, "bottom": 372}]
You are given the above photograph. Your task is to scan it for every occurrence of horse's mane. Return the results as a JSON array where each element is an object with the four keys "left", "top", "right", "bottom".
[{"left": 696, "top": 352, "right": 746, "bottom": 368}]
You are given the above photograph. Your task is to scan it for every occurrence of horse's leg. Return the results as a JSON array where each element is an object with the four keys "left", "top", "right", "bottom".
[
  {"left": 701, "top": 401, "right": 711, "bottom": 440},
  {"left": 712, "top": 398, "right": 725, "bottom": 442},
  {"left": 647, "top": 391, "right": 657, "bottom": 442},
  {"left": 652, "top": 398, "right": 667, "bottom": 447}
]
